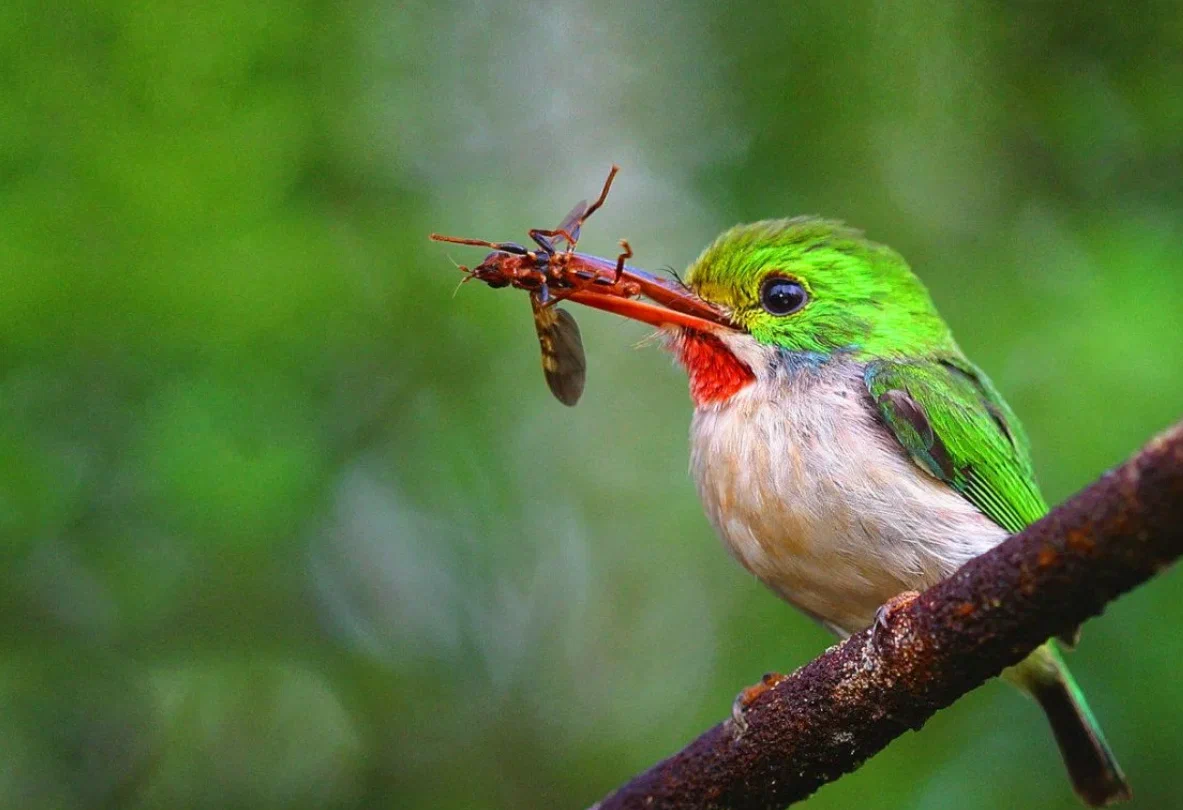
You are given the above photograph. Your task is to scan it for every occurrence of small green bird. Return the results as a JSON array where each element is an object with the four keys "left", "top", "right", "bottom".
[{"left": 568, "top": 218, "right": 1130, "bottom": 806}]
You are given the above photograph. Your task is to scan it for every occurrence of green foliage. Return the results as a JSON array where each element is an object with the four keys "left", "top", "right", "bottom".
[{"left": 4, "top": 1, "right": 1182, "bottom": 808}]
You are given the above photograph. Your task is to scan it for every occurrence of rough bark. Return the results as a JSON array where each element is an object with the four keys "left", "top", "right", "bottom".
[{"left": 594, "top": 420, "right": 1183, "bottom": 810}]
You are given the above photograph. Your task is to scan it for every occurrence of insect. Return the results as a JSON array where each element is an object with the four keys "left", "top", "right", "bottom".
[
  {"left": 431, "top": 166, "right": 635, "bottom": 406},
  {"left": 431, "top": 166, "right": 732, "bottom": 404}
]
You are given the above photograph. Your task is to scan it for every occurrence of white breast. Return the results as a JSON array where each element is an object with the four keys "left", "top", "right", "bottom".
[{"left": 690, "top": 361, "right": 1007, "bottom": 635}]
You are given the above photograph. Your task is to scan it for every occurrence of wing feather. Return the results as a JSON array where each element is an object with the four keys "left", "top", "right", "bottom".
[{"left": 865, "top": 358, "right": 1046, "bottom": 534}]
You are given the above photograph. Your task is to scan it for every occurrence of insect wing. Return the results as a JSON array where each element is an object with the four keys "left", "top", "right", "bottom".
[
  {"left": 552, "top": 200, "right": 588, "bottom": 250},
  {"left": 531, "top": 295, "right": 587, "bottom": 406}
]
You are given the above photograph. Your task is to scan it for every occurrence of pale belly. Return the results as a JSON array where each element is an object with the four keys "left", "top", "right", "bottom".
[{"left": 690, "top": 364, "right": 1007, "bottom": 635}]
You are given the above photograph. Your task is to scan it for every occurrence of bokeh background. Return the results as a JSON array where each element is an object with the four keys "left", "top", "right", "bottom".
[{"left": 4, "top": 1, "right": 1182, "bottom": 808}]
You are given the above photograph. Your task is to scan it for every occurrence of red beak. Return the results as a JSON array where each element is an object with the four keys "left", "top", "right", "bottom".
[{"left": 564, "top": 252, "right": 736, "bottom": 333}]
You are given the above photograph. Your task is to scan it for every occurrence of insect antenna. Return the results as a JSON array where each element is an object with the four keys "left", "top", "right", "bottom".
[{"left": 451, "top": 273, "right": 474, "bottom": 298}]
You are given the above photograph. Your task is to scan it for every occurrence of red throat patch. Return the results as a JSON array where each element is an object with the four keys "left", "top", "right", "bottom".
[{"left": 674, "top": 331, "right": 755, "bottom": 406}]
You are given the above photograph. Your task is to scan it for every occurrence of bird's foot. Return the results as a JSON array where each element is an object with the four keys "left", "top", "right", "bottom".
[
  {"left": 869, "top": 590, "right": 921, "bottom": 655},
  {"left": 729, "top": 671, "right": 788, "bottom": 740}
]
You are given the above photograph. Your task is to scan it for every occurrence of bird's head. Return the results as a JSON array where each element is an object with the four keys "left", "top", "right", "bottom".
[{"left": 571, "top": 218, "right": 956, "bottom": 406}]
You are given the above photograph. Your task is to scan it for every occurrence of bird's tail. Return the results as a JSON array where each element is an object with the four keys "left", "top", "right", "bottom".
[{"left": 1004, "top": 643, "right": 1131, "bottom": 807}]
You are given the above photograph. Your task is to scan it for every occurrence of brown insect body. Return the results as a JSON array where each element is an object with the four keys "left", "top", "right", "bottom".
[
  {"left": 431, "top": 167, "right": 634, "bottom": 406},
  {"left": 466, "top": 248, "right": 640, "bottom": 297},
  {"left": 431, "top": 165, "right": 733, "bottom": 405}
]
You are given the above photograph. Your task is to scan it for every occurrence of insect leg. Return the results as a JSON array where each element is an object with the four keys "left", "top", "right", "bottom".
[
  {"left": 614, "top": 239, "right": 633, "bottom": 284},
  {"left": 578, "top": 164, "right": 619, "bottom": 227},
  {"left": 528, "top": 230, "right": 560, "bottom": 255},
  {"left": 538, "top": 164, "right": 621, "bottom": 254},
  {"left": 429, "top": 234, "right": 530, "bottom": 255}
]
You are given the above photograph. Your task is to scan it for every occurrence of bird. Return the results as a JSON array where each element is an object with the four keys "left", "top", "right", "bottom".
[{"left": 568, "top": 217, "right": 1130, "bottom": 807}]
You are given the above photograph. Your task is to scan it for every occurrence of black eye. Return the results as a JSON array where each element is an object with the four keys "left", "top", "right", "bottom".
[{"left": 759, "top": 277, "right": 808, "bottom": 316}]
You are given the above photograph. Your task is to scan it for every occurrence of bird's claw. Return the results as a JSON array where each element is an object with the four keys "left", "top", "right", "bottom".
[
  {"left": 869, "top": 590, "right": 921, "bottom": 655},
  {"left": 729, "top": 671, "right": 788, "bottom": 740}
]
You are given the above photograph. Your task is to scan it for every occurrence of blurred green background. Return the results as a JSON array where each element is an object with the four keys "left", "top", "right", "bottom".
[{"left": 3, "top": 1, "right": 1182, "bottom": 808}]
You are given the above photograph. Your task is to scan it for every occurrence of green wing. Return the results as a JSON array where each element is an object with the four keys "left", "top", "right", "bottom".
[{"left": 864, "top": 358, "right": 1047, "bottom": 533}]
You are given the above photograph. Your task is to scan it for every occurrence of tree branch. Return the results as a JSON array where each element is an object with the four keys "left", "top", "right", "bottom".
[{"left": 595, "top": 420, "right": 1183, "bottom": 810}]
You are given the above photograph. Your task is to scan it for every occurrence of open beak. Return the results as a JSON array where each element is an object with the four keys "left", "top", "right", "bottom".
[{"left": 565, "top": 252, "right": 737, "bottom": 333}]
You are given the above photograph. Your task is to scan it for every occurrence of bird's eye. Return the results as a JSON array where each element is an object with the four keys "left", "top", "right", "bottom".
[{"left": 759, "top": 277, "right": 808, "bottom": 316}]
